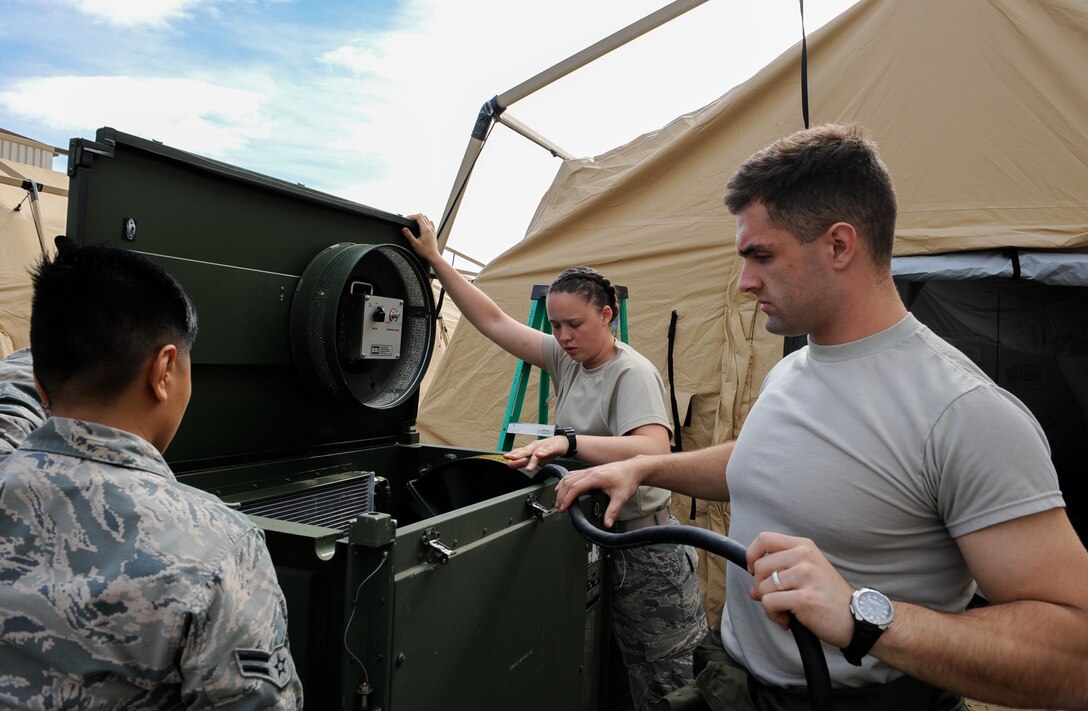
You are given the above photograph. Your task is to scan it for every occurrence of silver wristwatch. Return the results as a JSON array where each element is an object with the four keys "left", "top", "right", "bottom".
[{"left": 840, "top": 587, "right": 895, "bottom": 666}]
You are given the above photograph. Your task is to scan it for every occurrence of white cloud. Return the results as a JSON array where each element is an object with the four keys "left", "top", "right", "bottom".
[
  {"left": 320, "top": 46, "right": 389, "bottom": 76},
  {"left": 0, "top": 76, "right": 271, "bottom": 154},
  {"left": 60, "top": 0, "right": 218, "bottom": 27}
]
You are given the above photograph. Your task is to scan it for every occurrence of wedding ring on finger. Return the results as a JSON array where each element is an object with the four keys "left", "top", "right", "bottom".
[{"left": 771, "top": 569, "right": 786, "bottom": 591}]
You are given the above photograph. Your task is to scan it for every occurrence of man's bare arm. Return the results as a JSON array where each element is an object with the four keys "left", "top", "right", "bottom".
[
  {"left": 873, "top": 508, "right": 1088, "bottom": 709},
  {"left": 749, "top": 509, "right": 1088, "bottom": 709},
  {"left": 555, "top": 441, "right": 734, "bottom": 527}
]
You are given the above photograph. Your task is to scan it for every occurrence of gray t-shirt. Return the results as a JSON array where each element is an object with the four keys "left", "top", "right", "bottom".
[
  {"left": 543, "top": 337, "right": 673, "bottom": 519},
  {"left": 722, "top": 314, "right": 1064, "bottom": 688}
]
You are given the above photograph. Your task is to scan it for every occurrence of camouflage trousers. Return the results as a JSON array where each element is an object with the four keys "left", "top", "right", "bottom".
[{"left": 608, "top": 524, "right": 708, "bottom": 711}]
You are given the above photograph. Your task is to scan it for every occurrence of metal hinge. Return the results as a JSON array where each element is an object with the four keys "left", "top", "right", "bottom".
[
  {"left": 421, "top": 528, "right": 455, "bottom": 565},
  {"left": 70, "top": 138, "right": 115, "bottom": 172},
  {"left": 526, "top": 494, "right": 550, "bottom": 523}
]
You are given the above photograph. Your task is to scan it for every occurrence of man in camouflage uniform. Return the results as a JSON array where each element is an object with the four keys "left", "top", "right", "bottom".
[{"left": 0, "top": 239, "right": 303, "bottom": 709}]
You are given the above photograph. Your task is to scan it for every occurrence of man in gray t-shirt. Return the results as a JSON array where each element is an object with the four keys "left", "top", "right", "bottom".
[
  {"left": 724, "top": 313, "right": 1063, "bottom": 691},
  {"left": 557, "top": 124, "right": 1088, "bottom": 710}
]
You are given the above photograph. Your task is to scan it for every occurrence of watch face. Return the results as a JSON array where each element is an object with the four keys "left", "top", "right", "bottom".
[{"left": 855, "top": 589, "right": 894, "bottom": 626}]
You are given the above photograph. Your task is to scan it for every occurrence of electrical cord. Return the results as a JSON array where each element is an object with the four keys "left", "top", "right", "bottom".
[
  {"left": 343, "top": 553, "right": 388, "bottom": 685},
  {"left": 540, "top": 463, "right": 835, "bottom": 711}
]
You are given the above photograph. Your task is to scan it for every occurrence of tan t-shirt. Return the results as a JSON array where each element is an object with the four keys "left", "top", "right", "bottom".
[{"left": 543, "top": 337, "right": 673, "bottom": 520}]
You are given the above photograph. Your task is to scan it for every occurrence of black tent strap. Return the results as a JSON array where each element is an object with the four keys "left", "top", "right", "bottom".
[
  {"left": 667, "top": 310, "right": 684, "bottom": 454},
  {"left": 1002, "top": 247, "right": 1022, "bottom": 280},
  {"left": 667, "top": 310, "right": 698, "bottom": 521}
]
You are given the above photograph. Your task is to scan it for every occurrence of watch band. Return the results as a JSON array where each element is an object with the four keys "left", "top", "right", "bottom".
[
  {"left": 554, "top": 426, "right": 577, "bottom": 456},
  {"left": 840, "top": 619, "right": 884, "bottom": 666}
]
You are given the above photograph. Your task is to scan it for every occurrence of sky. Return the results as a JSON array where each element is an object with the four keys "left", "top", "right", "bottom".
[{"left": 1, "top": 0, "right": 859, "bottom": 264}]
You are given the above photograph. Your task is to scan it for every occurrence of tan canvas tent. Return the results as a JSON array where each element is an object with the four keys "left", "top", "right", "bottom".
[
  {"left": 419, "top": 277, "right": 465, "bottom": 402},
  {"left": 417, "top": 0, "right": 1088, "bottom": 621},
  {"left": 0, "top": 157, "right": 65, "bottom": 356}
]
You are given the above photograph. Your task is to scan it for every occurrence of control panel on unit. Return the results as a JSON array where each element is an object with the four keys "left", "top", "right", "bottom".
[{"left": 340, "top": 281, "right": 403, "bottom": 361}]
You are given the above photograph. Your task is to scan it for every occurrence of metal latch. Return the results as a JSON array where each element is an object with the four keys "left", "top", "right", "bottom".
[
  {"left": 527, "top": 495, "right": 550, "bottom": 522},
  {"left": 421, "top": 528, "right": 455, "bottom": 565}
]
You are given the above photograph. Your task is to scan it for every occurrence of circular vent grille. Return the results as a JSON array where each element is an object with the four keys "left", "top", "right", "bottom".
[{"left": 289, "top": 242, "right": 435, "bottom": 408}]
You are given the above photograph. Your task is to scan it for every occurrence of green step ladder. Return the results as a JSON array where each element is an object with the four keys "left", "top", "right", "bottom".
[{"left": 497, "top": 284, "right": 629, "bottom": 451}]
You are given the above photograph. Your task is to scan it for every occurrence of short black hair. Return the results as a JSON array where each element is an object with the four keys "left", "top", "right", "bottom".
[
  {"left": 30, "top": 238, "right": 198, "bottom": 405},
  {"left": 724, "top": 123, "right": 898, "bottom": 268}
]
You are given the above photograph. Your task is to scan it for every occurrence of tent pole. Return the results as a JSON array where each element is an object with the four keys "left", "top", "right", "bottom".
[
  {"left": 497, "top": 113, "right": 575, "bottom": 160},
  {"left": 435, "top": 0, "right": 710, "bottom": 252},
  {"left": 22, "top": 180, "right": 48, "bottom": 254},
  {"left": 497, "top": 0, "right": 711, "bottom": 108}
]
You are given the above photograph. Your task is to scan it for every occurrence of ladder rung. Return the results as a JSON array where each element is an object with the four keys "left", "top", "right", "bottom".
[{"left": 506, "top": 422, "right": 556, "bottom": 437}]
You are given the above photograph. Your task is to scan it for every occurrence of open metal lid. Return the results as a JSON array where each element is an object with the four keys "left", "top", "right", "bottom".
[{"left": 66, "top": 127, "right": 436, "bottom": 471}]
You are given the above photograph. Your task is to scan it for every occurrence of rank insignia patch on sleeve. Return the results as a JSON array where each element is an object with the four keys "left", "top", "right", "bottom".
[{"left": 235, "top": 644, "right": 293, "bottom": 688}]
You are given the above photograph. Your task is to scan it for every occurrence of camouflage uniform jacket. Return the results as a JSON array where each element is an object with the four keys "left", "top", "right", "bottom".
[
  {"left": 0, "top": 348, "right": 47, "bottom": 464},
  {"left": 0, "top": 417, "right": 304, "bottom": 710}
]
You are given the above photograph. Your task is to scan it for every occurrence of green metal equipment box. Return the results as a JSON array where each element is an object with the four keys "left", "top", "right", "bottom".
[{"left": 65, "top": 128, "right": 609, "bottom": 710}]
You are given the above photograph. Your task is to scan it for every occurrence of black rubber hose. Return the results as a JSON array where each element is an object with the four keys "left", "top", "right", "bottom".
[{"left": 542, "top": 463, "right": 835, "bottom": 711}]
